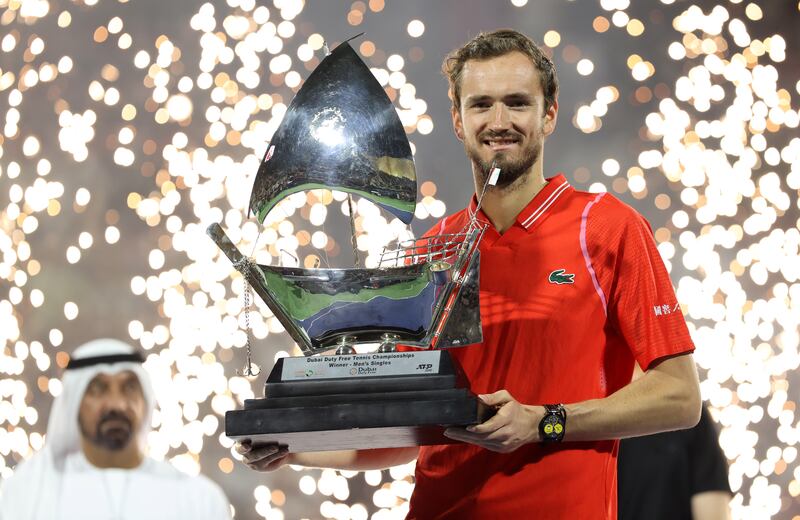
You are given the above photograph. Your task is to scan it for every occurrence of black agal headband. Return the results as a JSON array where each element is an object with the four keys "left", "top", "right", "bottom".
[{"left": 65, "top": 352, "right": 144, "bottom": 370}]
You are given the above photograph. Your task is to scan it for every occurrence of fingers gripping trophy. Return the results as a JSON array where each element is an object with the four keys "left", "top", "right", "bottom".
[{"left": 208, "top": 37, "right": 496, "bottom": 454}]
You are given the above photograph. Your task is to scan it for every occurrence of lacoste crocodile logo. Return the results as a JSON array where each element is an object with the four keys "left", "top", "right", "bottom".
[{"left": 548, "top": 269, "right": 575, "bottom": 284}]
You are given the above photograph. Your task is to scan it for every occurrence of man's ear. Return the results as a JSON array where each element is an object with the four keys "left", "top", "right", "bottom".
[
  {"left": 451, "top": 106, "right": 464, "bottom": 142},
  {"left": 543, "top": 97, "right": 558, "bottom": 137}
]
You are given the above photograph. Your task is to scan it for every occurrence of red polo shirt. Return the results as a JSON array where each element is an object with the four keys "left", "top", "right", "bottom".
[{"left": 407, "top": 175, "right": 695, "bottom": 519}]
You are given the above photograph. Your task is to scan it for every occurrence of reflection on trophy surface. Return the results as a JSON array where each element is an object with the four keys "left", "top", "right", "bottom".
[{"left": 208, "top": 38, "right": 493, "bottom": 452}]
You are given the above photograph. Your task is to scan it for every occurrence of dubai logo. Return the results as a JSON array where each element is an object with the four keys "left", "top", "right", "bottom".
[{"left": 548, "top": 268, "right": 575, "bottom": 285}]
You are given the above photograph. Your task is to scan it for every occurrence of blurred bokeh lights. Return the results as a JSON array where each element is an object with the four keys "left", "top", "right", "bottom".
[{"left": 1, "top": 0, "right": 799, "bottom": 518}]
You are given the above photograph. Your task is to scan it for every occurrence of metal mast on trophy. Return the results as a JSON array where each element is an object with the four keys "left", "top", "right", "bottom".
[{"left": 208, "top": 39, "right": 491, "bottom": 452}]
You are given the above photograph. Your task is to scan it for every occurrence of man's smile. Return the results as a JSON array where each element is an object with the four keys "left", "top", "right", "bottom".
[{"left": 482, "top": 134, "right": 521, "bottom": 151}]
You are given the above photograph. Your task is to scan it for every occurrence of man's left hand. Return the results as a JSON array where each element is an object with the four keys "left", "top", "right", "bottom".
[{"left": 444, "top": 390, "right": 542, "bottom": 453}]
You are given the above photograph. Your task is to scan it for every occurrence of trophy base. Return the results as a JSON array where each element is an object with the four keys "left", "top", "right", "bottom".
[
  {"left": 225, "top": 350, "right": 492, "bottom": 452},
  {"left": 226, "top": 387, "right": 492, "bottom": 452}
]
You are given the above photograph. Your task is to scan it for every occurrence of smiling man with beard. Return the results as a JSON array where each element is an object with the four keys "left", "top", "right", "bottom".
[
  {"left": 0, "top": 339, "right": 230, "bottom": 520},
  {"left": 237, "top": 29, "right": 701, "bottom": 519}
]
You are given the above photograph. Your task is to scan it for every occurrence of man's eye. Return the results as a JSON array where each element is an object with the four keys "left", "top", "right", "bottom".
[{"left": 123, "top": 381, "right": 140, "bottom": 393}]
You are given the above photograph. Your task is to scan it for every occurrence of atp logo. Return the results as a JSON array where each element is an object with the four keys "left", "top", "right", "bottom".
[{"left": 548, "top": 269, "right": 575, "bottom": 285}]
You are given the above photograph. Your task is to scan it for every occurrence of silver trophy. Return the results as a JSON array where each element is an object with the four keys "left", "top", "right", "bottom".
[{"left": 208, "top": 39, "right": 490, "bottom": 452}]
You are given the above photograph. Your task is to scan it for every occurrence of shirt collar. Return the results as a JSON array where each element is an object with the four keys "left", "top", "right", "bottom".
[{"left": 468, "top": 174, "right": 573, "bottom": 232}]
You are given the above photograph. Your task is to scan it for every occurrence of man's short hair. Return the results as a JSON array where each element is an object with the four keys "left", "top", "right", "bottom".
[{"left": 442, "top": 29, "right": 559, "bottom": 113}]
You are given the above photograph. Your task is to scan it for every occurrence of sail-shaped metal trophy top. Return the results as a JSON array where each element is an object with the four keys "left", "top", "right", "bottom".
[{"left": 208, "top": 40, "right": 490, "bottom": 452}]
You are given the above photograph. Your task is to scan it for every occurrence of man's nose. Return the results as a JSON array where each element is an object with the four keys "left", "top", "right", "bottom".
[
  {"left": 103, "top": 389, "right": 129, "bottom": 411},
  {"left": 490, "top": 103, "right": 511, "bottom": 130}
]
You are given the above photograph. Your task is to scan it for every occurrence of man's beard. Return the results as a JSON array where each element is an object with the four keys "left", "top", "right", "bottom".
[
  {"left": 466, "top": 131, "right": 542, "bottom": 190},
  {"left": 80, "top": 410, "right": 134, "bottom": 451}
]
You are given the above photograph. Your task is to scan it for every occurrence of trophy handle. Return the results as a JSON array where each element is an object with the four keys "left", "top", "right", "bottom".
[
  {"left": 432, "top": 252, "right": 483, "bottom": 348},
  {"left": 425, "top": 224, "right": 485, "bottom": 349},
  {"left": 207, "top": 222, "right": 246, "bottom": 265},
  {"left": 206, "top": 222, "right": 314, "bottom": 353}
]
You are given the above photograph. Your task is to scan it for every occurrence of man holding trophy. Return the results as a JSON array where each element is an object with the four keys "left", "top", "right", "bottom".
[{"left": 237, "top": 29, "right": 700, "bottom": 519}]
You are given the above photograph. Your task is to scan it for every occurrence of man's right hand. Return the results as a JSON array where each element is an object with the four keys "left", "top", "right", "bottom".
[{"left": 235, "top": 440, "right": 291, "bottom": 472}]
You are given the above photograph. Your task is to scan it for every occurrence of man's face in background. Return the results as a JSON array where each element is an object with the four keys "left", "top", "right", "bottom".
[{"left": 78, "top": 370, "right": 145, "bottom": 451}]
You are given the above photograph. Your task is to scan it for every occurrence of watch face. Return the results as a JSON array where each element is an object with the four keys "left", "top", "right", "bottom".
[{"left": 541, "top": 414, "right": 563, "bottom": 441}]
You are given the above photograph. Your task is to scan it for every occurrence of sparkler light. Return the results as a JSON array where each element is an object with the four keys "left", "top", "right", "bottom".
[{"left": 1, "top": 0, "right": 798, "bottom": 518}]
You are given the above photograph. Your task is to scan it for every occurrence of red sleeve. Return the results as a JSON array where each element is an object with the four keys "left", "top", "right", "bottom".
[
  {"left": 404, "top": 217, "right": 449, "bottom": 265},
  {"left": 595, "top": 202, "right": 695, "bottom": 369},
  {"left": 422, "top": 217, "right": 448, "bottom": 238}
]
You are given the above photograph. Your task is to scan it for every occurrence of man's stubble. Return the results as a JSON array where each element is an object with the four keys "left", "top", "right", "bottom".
[
  {"left": 465, "top": 126, "right": 543, "bottom": 191},
  {"left": 79, "top": 410, "right": 134, "bottom": 451}
]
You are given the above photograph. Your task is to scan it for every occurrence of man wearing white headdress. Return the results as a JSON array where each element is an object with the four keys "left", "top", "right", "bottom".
[{"left": 0, "top": 338, "right": 231, "bottom": 520}]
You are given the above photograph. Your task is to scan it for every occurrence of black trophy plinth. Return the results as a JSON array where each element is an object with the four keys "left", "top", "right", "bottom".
[{"left": 225, "top": 350, "right": 492, "bottom": 452}]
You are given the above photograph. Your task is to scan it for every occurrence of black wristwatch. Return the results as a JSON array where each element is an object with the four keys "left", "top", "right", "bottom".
[{"left": 538, "top": 404, "right": 567, "bottom": 442}]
